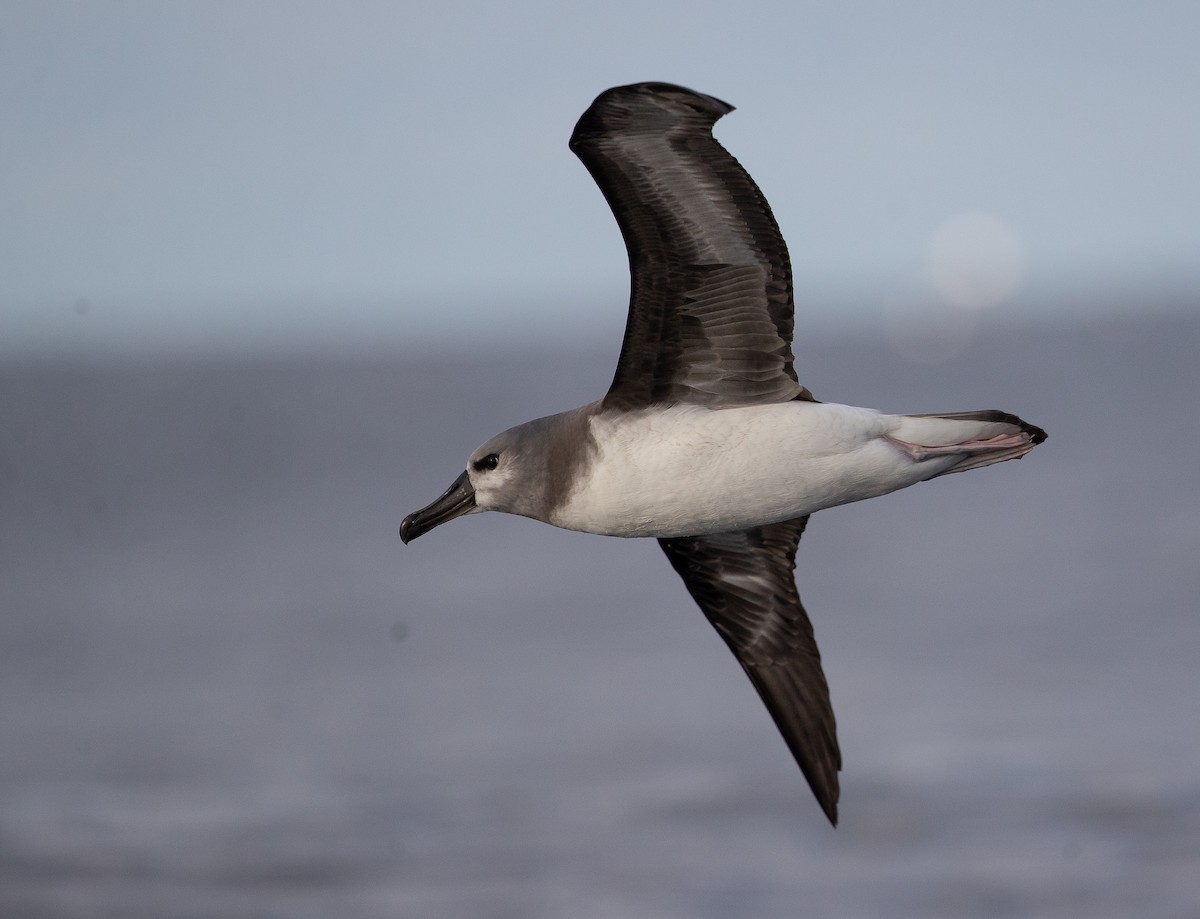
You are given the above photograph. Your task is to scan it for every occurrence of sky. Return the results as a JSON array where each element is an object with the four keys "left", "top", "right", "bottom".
[{"left": 3, "top": 1, "right": 1199, "bottom": 356}]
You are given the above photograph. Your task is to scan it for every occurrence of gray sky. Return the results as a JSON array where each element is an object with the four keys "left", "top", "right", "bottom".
[{"left": 3, "top": 1, "right": 1198, "bottom": 355}]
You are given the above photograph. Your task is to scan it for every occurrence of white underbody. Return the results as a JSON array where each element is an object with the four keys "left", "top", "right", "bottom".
[{"left": 549, "top": 402, "right": 1026, "bottom": 538}]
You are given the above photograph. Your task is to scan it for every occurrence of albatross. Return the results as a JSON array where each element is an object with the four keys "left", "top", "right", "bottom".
[{"left": 400, "top": 82, "right": 1046, "bottom": 825}]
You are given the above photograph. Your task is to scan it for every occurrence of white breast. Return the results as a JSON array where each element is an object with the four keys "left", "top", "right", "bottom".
[{"left": 549, "top": 402, "right": 936, "bottom": 538}]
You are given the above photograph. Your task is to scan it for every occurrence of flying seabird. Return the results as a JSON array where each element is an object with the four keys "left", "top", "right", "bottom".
[{"left": 400, "top": 82, "right": 1046, "bottom": 825}]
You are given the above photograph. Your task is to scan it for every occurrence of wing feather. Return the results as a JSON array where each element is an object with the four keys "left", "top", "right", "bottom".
[
  {"left": 570, "top": 83, "right": 815, "bottom": 409},
  {"left": 658, "top": 516, "right": 841, "bottom": 824}
]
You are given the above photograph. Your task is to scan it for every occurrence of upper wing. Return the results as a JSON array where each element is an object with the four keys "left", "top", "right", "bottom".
[
  {"left": 658, "top": 516, "right": 840, "bottom": 825},
  {"left": 570, "top": 83, "right": 814, "bottom": 410}
]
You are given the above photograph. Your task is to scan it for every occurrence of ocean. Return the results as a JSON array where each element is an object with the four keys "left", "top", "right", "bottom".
[{"left": 2, "top": 309, "right": 1197, "bottom": 917}]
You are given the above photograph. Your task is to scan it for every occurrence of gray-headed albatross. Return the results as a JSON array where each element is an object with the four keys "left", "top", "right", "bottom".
[{"left": 400, "top": 82, "right": 1046, "bottom": 825}]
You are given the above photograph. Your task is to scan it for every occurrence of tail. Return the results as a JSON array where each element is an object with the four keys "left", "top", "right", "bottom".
[{"left": 889, "top": 410, "right": 1047, "bottom": 478}]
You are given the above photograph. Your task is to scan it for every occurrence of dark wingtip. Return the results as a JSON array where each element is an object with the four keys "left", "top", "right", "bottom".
[
  {"left": 821, "top": 797, "right": 838, "bottom": 827},
  {"left": 627, "top": 81, "right": 735, "bottom": 116},
  {"left": 806, "top": 769, "right": 839, "bottom": 827},
  {"left": 571, "top": 82, "right": 734, "bottom": 148}
]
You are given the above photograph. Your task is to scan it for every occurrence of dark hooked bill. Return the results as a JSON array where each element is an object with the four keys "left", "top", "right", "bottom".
[{"left": 400, "top": 470, "right": 476, "bottom": 544}]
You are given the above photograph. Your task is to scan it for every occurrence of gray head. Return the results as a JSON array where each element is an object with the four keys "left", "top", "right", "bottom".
[{"left": 400, "top": 407, "right": 594, "bottom": 544}]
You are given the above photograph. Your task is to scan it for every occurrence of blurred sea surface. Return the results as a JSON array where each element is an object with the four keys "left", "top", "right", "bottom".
[{"left": 2, "top": 309, "right": 1198, "bottom": 918}]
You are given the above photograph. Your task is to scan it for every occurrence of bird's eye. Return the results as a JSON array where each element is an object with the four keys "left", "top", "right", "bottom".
[{"left": 473, "top": 453, "right": 500, "bottom": 472}]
